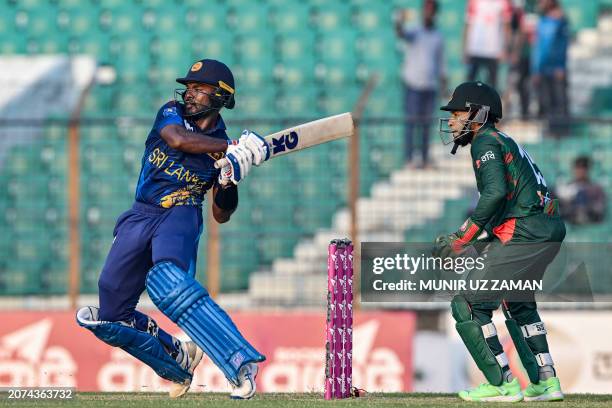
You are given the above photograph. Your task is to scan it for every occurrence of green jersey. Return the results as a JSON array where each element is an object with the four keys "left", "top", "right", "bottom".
[{"left": 470, "top": 125, "right": 550, "bottom": 230}]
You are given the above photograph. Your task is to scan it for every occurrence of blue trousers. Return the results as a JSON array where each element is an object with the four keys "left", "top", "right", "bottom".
[
  {"left": 404, "top": 86, "right": 435, "bottom": 163},
  {"left": 98, "top": 201, "right": 203, "bottom": 323}
]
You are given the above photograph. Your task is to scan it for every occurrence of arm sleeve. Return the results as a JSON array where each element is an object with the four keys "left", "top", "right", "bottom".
[
  {"left": 153, "top": 102, "right": 184, "bottom": 133},
  {"left": 471, "top": 139, "right": 507, "bottom": 227}
]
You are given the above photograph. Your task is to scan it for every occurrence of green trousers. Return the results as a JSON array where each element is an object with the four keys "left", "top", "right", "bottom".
[{"left": 464, "top": 213, "right": 566, "bottom": 357}]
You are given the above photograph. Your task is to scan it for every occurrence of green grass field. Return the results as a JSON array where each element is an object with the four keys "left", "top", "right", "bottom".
[{"left": 3, "top": 393, "right": 612, "bottom": 408}]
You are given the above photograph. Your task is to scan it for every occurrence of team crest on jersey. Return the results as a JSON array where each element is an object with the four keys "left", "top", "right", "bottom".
[
  {"left": 163, "top": 106, "right": 177, "bottom": 117},
  {"left": 208, "top": 152, "right": 225, "bottom": 161},
  {"left": 183, "top": 120, "right": 194, "bottom": 131}
]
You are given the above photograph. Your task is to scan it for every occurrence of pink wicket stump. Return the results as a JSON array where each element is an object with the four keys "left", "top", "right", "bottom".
[{"left": 325, "top": 239, "right": 353, "bottom": 400}]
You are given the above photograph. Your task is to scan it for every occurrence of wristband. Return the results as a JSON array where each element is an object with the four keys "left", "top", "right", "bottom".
[{"left": 214, "top": 183, "right": 238, "bottom": 211}]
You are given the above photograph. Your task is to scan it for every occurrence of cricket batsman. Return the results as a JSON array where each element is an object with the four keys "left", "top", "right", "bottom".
[
  {"left": 434, "top": 81, "right": 565, "bottom": 402},
  {"left": 76, "top": 59, "right": 269, "bottom": 399}
]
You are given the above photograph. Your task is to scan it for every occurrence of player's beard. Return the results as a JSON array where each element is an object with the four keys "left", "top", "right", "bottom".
[{"left": 185, "top": 102, "right": 218, "bottom": 122}]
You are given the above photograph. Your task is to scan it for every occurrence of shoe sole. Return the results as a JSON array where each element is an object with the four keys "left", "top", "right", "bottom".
[
  {"left": 230, "top": 364, "right": 259, "bottom": 400},
  {"left": 460, "top": 393, "right": 524, "bottom": 402},
  {"left": 524, "top": 391, "right": 564, "bottom": 402},
  {"left": 169, "top": 345, "right": 204, "bottom": 398}
]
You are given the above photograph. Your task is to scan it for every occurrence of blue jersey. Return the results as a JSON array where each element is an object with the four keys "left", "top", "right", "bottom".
[{"left": 135, "top": 101, "right": 229, "bottom": 208}]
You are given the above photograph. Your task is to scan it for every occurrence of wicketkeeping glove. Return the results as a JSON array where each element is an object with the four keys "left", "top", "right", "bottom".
[{"left": 432, "top": 218, "right": 483, "bottom": 258}]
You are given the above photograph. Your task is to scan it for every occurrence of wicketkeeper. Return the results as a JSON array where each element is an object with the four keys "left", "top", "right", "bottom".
[
  {"left": 76, "top": 59, "right": 269, "bottom": 399},
  {"left": 434, "top": 81, "right": 565, "bottom": 402}
]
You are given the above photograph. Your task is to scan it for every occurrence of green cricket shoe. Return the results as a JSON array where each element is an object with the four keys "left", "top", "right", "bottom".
[
  {"left": 524, "top": 377, "right": 564, "bottom": 402},
  {"left": 459, "top": 378, "right": 524, "bottom": 402}
]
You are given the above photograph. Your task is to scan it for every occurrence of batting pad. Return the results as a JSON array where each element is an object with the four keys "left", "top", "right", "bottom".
[
  {"left": 451, "top": 296, "right": 504, "bottom": 386},
  {"left": 505, "top": 319, "right": 543, "bottom": 383},
  {"left": 76, "top": 306, "right": 191, "bottom": 384},
  {"left": 146, "top": 261, "right": 265, "bottom": 384}
]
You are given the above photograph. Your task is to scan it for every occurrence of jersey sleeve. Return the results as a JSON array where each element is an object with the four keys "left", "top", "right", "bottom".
[
  {"left": 470, "top": 136, "right": 507, "bottom": 227},
  {"left": 153, "top": 101, "right": 184, "bottom": 133}
]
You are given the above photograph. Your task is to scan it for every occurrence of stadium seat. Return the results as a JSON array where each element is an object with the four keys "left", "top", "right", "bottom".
[
  {"left": 0, "top": 33, "right": 27, "bottom": 55},
  {"left": 275, "top": 59, "right": 317, "bottom": 88},
  {"left": 277, "top": 31, "right": 317, "bottom": 63},
  {"left": 270, "top": 1, "right": 311, "bottom": 32},
  {"left": 564, "top": 0, "right": 598, "bottom": 31},
  {"left": 257, "top": 235, "right": 297, "bottom": 264},
  {"left": 227, "top": 3, "right": 270, "bottom": 35},
  {"left": 150, "top": 34, "right": 193, "bottom": 75},
  {"left": 311, "top": 3, "right": 352, "bottom": 31},
  {"left": 274, "top": 86, "right": 321, "bottom": 118},
  {"left": 233, "top": 87, "right": 275, "bottom": 116},
  {"left": 234, "top": 32, "right": 275, "bottom": 62},
  {"left": 354, "top": 2, "right": 393, "bottom": 31},
  {"left": 319, "top": 86, "right": 361, "bottom": 114},
  {"left": 356, "top": 30, "right": 399, "bottom": 63},
  {"left": 191, "top": 31, "right": 236, "bottom": 66},
  {"left": 14, "top": 5, "right": 57, "bottom": 36},
  {"left": 68, "top": 31, "right": 113, "bottom": 63},
  {"left": 364, "top": 87, "right": 403, "bottom": 118},
  {"left": 141, "top": 4, "right": 185, "bottom": 34},
  {"left": 185, "top": 4, "right": 229, "bottom": 33},
  {"left": 99, "top": 4, "right": 144, "bottom": 34},
  {"left": 56, "top": 6, "right": 98, "bottom": 36},
  {"left": 316, "top": 29, "right": 357, "bottom": 62}
]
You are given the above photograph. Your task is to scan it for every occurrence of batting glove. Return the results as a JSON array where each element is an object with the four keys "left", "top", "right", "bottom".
[
  {"left": 215, "top": 142, "right": 253, "bottom": 185},
  {"left": 217, "top": 161, "right": 233, "bottom": 186},
  {"left": 239, "top": 129, "right": 270, "bottom": 166}
]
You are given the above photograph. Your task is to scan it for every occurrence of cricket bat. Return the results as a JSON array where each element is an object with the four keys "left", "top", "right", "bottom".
[
  {"left": 263, "top": 112, "right": 354, "bottom": 159},
  {"left": 217, "top": 112, "right": 354, "bottom": 167}
]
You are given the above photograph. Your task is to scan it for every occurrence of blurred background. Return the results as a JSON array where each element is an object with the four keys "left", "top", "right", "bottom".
[{"left": 0, "top": 0, "right": 611, "bottom": 396}]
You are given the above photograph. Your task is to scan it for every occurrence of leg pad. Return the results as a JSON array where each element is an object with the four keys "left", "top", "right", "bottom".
[
  {"left": 146, "top": 261, "right": 265, "bottom": 384},
  {"left": 451, "top": 296, "right": 504, "bottom": 386},
  {"left": 76, "top": 306, "right": 190, "bottom": 384}
]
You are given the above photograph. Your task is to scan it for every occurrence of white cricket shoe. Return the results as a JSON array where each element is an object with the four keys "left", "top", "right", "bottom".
[
  {"left": 230, "top": 363, "right": 259, "bottom": 399},
  {"left": 169, "top": 341, "right": 204, "bottom": 398}
]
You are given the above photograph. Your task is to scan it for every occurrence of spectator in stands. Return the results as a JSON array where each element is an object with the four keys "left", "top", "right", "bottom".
[
  {"left": 395, "top": 0, "right": 446, "bottom": 168},
  {"left": 556, "top": 156, "right": 606, "bottom": 224},
  {"left": 532, "top": 0, "right": 570, "bottom": 130},
  {"left": 463, "top": 0, "right": 513, "bottom": 88},
  {"left": 508, "top": 1, "right": 535, "bottom": 118}
]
